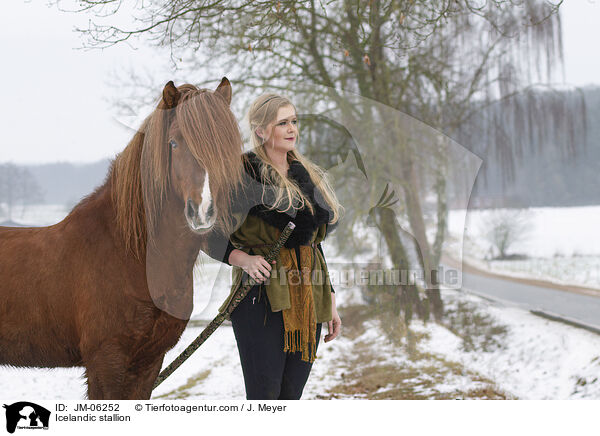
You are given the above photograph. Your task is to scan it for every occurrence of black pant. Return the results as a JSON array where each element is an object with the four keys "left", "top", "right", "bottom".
[{"left": 230, "top": 284, "right": 322, "bottom": 400}]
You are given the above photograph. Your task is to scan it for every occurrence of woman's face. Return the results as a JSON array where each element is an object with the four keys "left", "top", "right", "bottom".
[{"left": 262, "top": 104, "right": 298, "bottom": 153}]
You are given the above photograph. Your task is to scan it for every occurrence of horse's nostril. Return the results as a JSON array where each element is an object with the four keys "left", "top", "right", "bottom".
[
  {"left": 206, "top": 202, "right": 214, "bottom": 218},
  {"left": 186, "top": 199, "right": 197, "bottom": 220}
]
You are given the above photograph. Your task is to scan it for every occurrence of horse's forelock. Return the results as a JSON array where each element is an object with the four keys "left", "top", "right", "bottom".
[
  {"left": 112, "top": 85, "right": 244, "bottom": 256},
  {"left": 175, "top": 89, "right": 243, "bottom": 233},
  {"left": 140, "top": 102, "right": 174, "bottom": 241}
]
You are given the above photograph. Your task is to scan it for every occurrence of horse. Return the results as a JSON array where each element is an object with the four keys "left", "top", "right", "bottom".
[{"left": 0, "top": 78, "right": 243, "bottom": 400}]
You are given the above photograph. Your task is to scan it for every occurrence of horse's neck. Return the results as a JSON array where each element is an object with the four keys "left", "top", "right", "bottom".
[
  {"left": 145, "top": 193, "right": 202, "bottom": 319},
  {"left": 64, "top": 183, "right": 115, "bottom": 233},
  {"left": 146, "top": 192, "right": 202, "bottom": 286}
]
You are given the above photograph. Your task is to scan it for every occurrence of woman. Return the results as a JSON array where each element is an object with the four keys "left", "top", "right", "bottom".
[{"left": 206, "top": 93, "right": 342, "bottom": 400}]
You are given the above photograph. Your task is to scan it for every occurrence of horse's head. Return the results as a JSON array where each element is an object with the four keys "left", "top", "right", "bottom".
[
  {"left": 141, "top": 78, "right": 243, "bottom": 238},
  {"left": 169, "top": 134, "right": 215, "bottom": 232},
  {"left": 163, "top": 81, "right": 216, "bottom": 232}
]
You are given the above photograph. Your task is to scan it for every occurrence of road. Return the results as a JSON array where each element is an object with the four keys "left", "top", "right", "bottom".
[{"left": 458, "top": 268, "right": 600, "bottom": 331}]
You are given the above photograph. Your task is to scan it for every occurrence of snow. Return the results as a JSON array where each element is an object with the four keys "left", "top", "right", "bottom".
[
  {"left": 448, "top": 206, "right": 600, "bottom": 289},
  {"left": 422, "top": 290, "right": 600, "bottom": 399},
  {"left": 1, "top": 205, "right": 600, "bottom": 400},
  {"left": 0, "top": 204, "right": 69, "bottom": 227},
  {"left": 449, "top": 206, "right": 600, "bottom": 258},
  {"left": 3, "top": 284, "right": 599, "bottom": 399}
]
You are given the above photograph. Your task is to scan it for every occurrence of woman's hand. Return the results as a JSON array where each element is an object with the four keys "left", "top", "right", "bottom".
[
  {"left": 325, "top": 292, "right": 341, "bottom": 342},
  {"left": 229, "top": 249, "right": 275, "bottom": 283}
]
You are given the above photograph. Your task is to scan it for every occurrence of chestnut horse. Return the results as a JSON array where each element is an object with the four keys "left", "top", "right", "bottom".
[{"left": 0, "top": 79, "right": 243, "bottom": 399}]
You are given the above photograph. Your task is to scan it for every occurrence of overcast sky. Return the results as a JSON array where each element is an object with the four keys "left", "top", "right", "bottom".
[{"left": 0, "top": 0, "right": 598, "bottom": 164}]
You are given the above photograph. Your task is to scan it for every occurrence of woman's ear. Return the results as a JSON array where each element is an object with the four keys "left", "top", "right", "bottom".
[{"left": 256, "top": 127, "right": 264, "bottom": 139}]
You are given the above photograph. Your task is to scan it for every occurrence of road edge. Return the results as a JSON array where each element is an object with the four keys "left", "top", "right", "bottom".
[{"left": 441, "top": 254, "right": 600, "bottom": 298}]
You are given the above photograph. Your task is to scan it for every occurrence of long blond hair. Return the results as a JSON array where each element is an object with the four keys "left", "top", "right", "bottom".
[{"left": 247, "top": 93, "right": 341, "bottom": 224}]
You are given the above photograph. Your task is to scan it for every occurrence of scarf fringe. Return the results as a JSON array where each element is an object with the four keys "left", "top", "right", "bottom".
[{"left": 284, "top": 329, "right": 317, "bottom": 363}]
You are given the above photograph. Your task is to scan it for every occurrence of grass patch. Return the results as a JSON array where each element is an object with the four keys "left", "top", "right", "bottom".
[
  {"left": 321, "top": 301, "right": 512, "bottom": 399},
  {"left": 320, "top": 349, "right": 510, "bottom": 399},
  {"left": 154, "top": 369, "right": 212, "bottom": 399},
  {"left": 337, "top": 304, "right": 376, "bottom": 340},
  {"left": 186, "top": 318, "right": 213, "bottom": 328},
  {"left": 442, "top": 297, "right": 508, "bottom": 352}
]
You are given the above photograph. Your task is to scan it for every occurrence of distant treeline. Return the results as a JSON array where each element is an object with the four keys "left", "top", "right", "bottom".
[
  {"left": 463, "top": 86, "right": 600, "bottom": 208},
  {"left": 27, "top": 160, "right": 111, "bottom": 208},
  {"left": 9, "top": 86, "right": 600, "bottom": 209}
]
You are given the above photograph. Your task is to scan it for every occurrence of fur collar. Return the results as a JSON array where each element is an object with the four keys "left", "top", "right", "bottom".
[{"left": 235, "top": 150, "right": 336, "bottom": 248}]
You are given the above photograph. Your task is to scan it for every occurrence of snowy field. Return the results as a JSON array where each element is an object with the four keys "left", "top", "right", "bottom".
[
  {"left": 1, "top": 204, "right": 600, "bottom": 399},
  {"left": 2, "top": 266, "right": 600, "bottom": 400},
  {"left": 448, "top": 206, "right": 600, "bottom": 289},
  {"left": 0, "top": 204, "right": 70, "bottom": 227}
]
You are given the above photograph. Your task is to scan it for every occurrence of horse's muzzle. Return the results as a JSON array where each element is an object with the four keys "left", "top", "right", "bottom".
[{"left": 185, "top": 199, "right": 216, "bottom": 233}]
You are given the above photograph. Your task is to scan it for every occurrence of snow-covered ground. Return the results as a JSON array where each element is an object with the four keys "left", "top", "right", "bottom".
[
  {"left": 1, "top": 204, "right": 600, "bottom": 399},
  {"left": 3, "top": 266, "right": 599, "bottom": 399},
  {"left": 448, "top": 206, "right": 600, "bottom": 289},
  {"left": 424, "top": 291, "right": 600, "bottom": 399},
  {"left": 0, "top": 204, "right": 69, "bottom": 226}
]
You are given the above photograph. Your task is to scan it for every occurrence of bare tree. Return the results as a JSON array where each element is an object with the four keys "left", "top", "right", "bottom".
[
  {"left": 481, "top": 209, "right": 532, "bottom": 259},
  {"left": 59, "top": 0, "right": 581, "bottom": 322},
  {"left": 0, "top": 164, "right": 44, "bottom": 221}
]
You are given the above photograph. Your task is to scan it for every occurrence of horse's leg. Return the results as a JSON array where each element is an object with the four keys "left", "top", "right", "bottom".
[
  {"left": 82, "top": 341, "right": 129, "bottom": 400},
  {"left": 120, "top": 357, "right": 165, "bottom": 400},
  {"left": 84, "top": 367, "right": 103, "bottom": 400}
]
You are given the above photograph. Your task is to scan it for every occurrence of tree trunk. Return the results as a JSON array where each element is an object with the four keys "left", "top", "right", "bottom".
[
  {"left": 377, "top": 207, "right": 424, "bottom": 320},
  {"left": 432, "top": 147, "right": 448, "bottom": 272},
  {"left": 401, "top": 157, "right": 444, "bottom": 319}
]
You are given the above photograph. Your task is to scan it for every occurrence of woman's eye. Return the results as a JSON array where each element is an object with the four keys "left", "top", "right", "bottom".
[
  {"left": 291, "top": 120, "right": 298, "bottom": 125},
  {"left": 169, "top": 140, "right": 178, "bottom": 149}
]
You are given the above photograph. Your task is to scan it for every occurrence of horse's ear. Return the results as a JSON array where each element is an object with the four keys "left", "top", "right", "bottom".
[
  {"left": 215, "top": 77, "right": 232, "bottom": 106},
  {"left": 162, "top": 81, "right": 181, "bottom": 109}
]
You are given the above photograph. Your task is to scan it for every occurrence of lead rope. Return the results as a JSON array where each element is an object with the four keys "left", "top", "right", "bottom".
[{"left": 152, "top": 221, "right": 296, "bottom": 391}]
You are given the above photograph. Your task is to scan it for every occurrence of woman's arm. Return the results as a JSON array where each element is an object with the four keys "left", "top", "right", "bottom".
[
  {"left": 228, "top": 249, "right": 274, "bottom": 283},
  {"left": 325, "top": 292, "right": 342, "bottom": 342},
  {"left": 317, "top": 241, "right": 341, "bottom": 341},
  {"left": 203, "top": 231, "right": 236, "bottom": 265},
  {"left": 205, "top": 232, "right": 274, "bottom": 283},
  {"left": 317, "top": 242, "right": 335, "bottom": 293}
]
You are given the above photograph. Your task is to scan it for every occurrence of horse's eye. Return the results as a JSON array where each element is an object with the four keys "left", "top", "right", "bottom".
[{"left": 169, "top": 140, "right": 178, "bottom": 149}]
